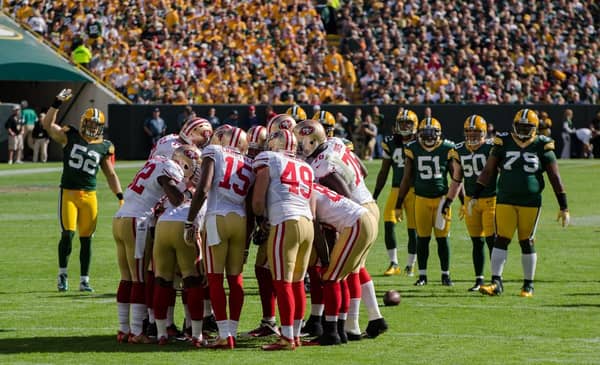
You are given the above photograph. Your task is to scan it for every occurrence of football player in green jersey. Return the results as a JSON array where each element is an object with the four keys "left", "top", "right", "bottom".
[
  {"left": 395, "top": 117, "right": 463, "bottom": 286},
  {"left": 42, "top": 89, "right": 124, "bottom": 293},
  {"left": 373, "top": 109, "right": 418, "bottom": 276},
  {"left": 471, "top": 109, "right": 570, "bottom": 297},
  {"left": 456, "top": 115, "right": 497, "bottom": 291}
]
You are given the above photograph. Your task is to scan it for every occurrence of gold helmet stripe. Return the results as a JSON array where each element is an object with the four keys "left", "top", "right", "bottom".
[
  {"left": 522, "top": 109, "right": 529, "bottom": 122},
  {"left": 469, "top": 115, "right": 477, "bottom": 128}
]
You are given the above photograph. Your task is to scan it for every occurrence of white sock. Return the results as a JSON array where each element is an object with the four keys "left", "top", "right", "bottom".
[
  {"left": 80, "top": 275, "right": 89, "bottom": 283},
  {"left": 345, "top": 298, "right": 361, "bottom": 334},
  {"left": 156, "top": 318, "right": 167, "bottom": 339},
  {"left": 147, "top": 308, "right": 155, "bottom": 324},
  {"left": 229, "top": 320, "right": 239, "bottom": 338},
  {"left": 521, "top": 253, "right": 537, "bottom": 281},
  {"left": 293, "top": 319, "right": 303, "bottom": 338},
  {"left": 325, "top": 315, "right": 338, "bottom": 322},
  {"left": 338, "top": 312, "right": 347, "bottom": 321},
  {"left": 183, "top": 304, "right": 191, "bottom": 328},
  {"left": 263, "top": 316, "right": 276, "bottom": 324},
  {"left": 131, "top": 303, "right": 147, "bottom": 336},
  {"left": 117, "top": 302, "right": 130, "bottom": 333},
  {"left": 203, "top": 300, "right": 212, "bottom": 317},
  {"left": 361, "top": 280, "right": 382, "bottom": 321},
  {"left": 419, "top": 269, "right": 427, "bottom": 276},
  {"left": 59, "top": 268, "right": 67, "bottom": 275},
  {"left": 491, "top": 248, "right": 508, "bottom": 277},
  {"left": 441, "top": 271, "right": 450, "bottom": 276},
  {"left": 407, "top": 254, "right": 417, "bottom": 266},
  {"left": 281, "top": 325, "right": 293, "bottom": 340},
  {"left": 387, "top": 249, "right": 398, "bottom": 264},
  {"left": 311, "top": 304, "right": 324, "bottom": 316},
  {"left": 192, "top": 320, "right": 203, "bottom": 340},
  {"left": 216, "top": 320, "right": 230, "bottom": 339},
  {"left": 167, "top": 306, "right": 175, "bottom": 326}
]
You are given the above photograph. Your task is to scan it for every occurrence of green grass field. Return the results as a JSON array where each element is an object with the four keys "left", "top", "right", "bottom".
[{"left": 0, "top": 159, "right": 599, "bottom": 364}]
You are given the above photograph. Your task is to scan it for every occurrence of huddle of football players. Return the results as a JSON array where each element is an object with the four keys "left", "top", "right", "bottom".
[
  {"left": 46, "top": 87, "right": 569, "bottom": 350},
  {"left": 375, "top": 107, "right": 569, "bottom": 298}
]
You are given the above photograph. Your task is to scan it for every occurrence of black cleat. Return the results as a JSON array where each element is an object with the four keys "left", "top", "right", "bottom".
[
  {"left": 468, "top": 278, "right": 485, "bottom": 292},
  {"left": 365, "top": 318, "right": 388, "bottom": 338},
  {"left": 202, "top": 314, "right": 218, "bottom": 333},
  {"left": 414, "top": 275, "right": 428, "bottom": 286},
  {"left": 441, "top": 274, "right": 454, "bottom": 286},
  {"left": 300, "top": 315, "right": 323, "bottom": 337},
  {"left": 337, "top": 320, "right": 347, "bottom": 344}
]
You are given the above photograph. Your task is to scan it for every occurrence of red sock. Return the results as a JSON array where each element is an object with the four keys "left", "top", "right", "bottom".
[
  {"left": 186, "top": 285, "right": 204, "bottom": 321},
  {"left": 340, "top": 279, "right": 350, "bottom": 314},
  {"left": 153, "top": 283, "right": 172, "bottom": 320},
  {"left": 292, "top": 281, "right": 306, "bottom": 321},
  {"left": 145, "top": 271, "right": 155, "bottom": 308},
  {"left": 359, "top": 267, "right": 371, "bottom": 284},
  {"left": 308, "top": 266, "right": 323, "bottom": 305},
  {"left": 130, "top": 282, "right": 145, "bottom": 304},
  {"left": 272, "top": 280, "right": 293, "bottom": 326},
  {"left": 347, "top": 272, "right": 361, "bottom": 299},
  {"left": 117, "top": 280, "right": 132, "bottom": 303},
  {"left": 207, "top": 273, "right": 227, "bottom": 321},
  {"left": 323, "top": 281, "right": 341, "bottom": 317},
  {"left": 227, "top": 274, "right": 244, "bottom": 321},
  {"left": 255, "top": 265, "right": 276, "bottom": 318}
]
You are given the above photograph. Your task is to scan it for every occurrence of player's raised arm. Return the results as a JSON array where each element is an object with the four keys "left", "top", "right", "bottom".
[{"left": 42, "top": 89, "right": 72, "bottom": 146}]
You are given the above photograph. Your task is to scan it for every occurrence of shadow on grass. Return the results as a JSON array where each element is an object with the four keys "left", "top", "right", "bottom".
[{"left": 0, "top": 335, "right": 270, "bottom": 354}]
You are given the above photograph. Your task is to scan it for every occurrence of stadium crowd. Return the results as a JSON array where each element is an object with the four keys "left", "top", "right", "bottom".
[{"left": 5, "top": 0, "right": 598, "bottom": 106}]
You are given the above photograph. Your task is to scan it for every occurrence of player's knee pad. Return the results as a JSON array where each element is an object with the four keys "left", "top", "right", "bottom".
[
  {"left": 519, "top": 239, "right": 536, "bottom": 254},
  {"left": 183, "top": 275, "right": 203, "bottom": 288},
  {"left": 494, "top": 236, "right": 511, "bottom": 250},
  {"left": 155, "top": 276, "right": 173, "bottom": 288},
  {"left": 60, "top": 230, "right": 75, "bottom": 242}
]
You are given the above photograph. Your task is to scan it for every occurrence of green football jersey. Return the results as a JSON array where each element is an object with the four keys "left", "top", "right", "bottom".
[
  {"left": 491, "top": 133, "right": 557, "bottom": 207},
  {"left": 404, "top": 139, "right": 458, "bottom": 198},
  {"left": 60, "top": 128, "right": 114, "bottom": 191},
  {"left": 381, "top": 135, "right": 406, "bottom": 187},
  {"left": 456, "top": 140, "right": 496, "bottom": 198}
]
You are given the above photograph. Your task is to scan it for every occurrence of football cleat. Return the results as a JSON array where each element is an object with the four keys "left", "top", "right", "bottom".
[
  {"left": 192, "top": 337, "right": 207, "bottom": 348},
  {"left": 129, "top": 334, "right": 156, "bottom": 344},
  {"left": 157, "top": 336, "right": 169, "bottom": 346},
  {"left": 346, "top": 332, "right": 363, "bottom": 341},
  {"left": 318, "top": 321, "right": 341, "bottom": 346},
  {"left": 414, "top": 275, "right": 428, "bottom": 286},
  {"left": 479, "top": 279, "right": 503, "bottom": 296},
  {"left": 337, "top": 320, "right": 348, "bottom": 344},
  {"left": 57, "top": 273, "right": 68, "bottom": 292},
  {"left": 79, "top": 281, "right": 94, "bottom": 292},
  {"left": 365, "top": 318, "right": 388, "bottom": 338},
  {"left": 247, "top": 319, "right": 280, "bottom": 337},
  {"left": 441, "top": 274, "right": 454, "bottom": 287},
  {"left": 468, "top": 278, "right": 485, "bottom": 292},
  {"left": 262, "top": 336, "right": 296, "bottom": 351},
  {"left": 300, "top": 315, "right": 323, "bottom": 337},
  {"left": 166, "top": 323, "right": 182, "bottom": 338},
  {"left": 145, "top": 321, "right": 157, "bottom": 338},
  {"left": 207, "top": 336, "right": 235, "bottom": 349},
  {"left": 202, "top": 314, "right": 219, "bottom": 333},
  {"left": 404, "top": 265, "right": 415, "bottom": 277},
  {"left": 520, "top": 285, "right": 534, "bottom": 298},
  {"left": 383, "top": 263, "right": 402, "bottom": 276},
  {"left": 117, "top": 331, "right": 129, "bottom": 343}
]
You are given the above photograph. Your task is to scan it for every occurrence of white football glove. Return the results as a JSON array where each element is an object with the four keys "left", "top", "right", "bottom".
[
  {"left": 183, "top": 221, "right": 197, "bottom": 246},
  {"left": 467, "top": 198, "right": 478, "bottom": 216},
  {"left": 557, "top": 209, "right": 570, "bottom": 228},
  {"left": 56, "top": 88, "right": 73, "bottom": 102}
]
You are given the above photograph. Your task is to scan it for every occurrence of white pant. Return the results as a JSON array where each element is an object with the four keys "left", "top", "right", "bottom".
[
  {"left": 560, "top": 133, "right": 571, "bottom": 159},
  {"left": 32, "top": 138, "right": 49, "bottom": 162}
]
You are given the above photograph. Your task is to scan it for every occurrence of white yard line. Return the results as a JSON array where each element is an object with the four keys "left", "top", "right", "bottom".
[{"left": 0, "top": 162, "right": 142, "bottom": 177}]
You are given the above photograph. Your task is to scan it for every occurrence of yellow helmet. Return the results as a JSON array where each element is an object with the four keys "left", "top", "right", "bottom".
[
  {"left": 80, "top": 108, "right": 105, "bottom": 142},
  {"left": 267, "top": 129, "right": 297, "bottom": 155},
  {"left": 286, "top": 105, "right": 307, "bottom": 122},
  {"left": 267, "top": 114, "right": 297, "bottom": 135},
  {"left": 171, "top": 144, "right": 202, "bottom": 181},
  {"left": 313, "top": 110, "right": 336, "bottom": 137},
  {"left": 246, "top": 125, "right": 268, "bottom": 158},
  {"left": 463, "top": 114, "right": 487, "bottom": 147},
  {"left": 180, "top": 117, "right": 213, "bottom": 148},
  {"left": 293, "top": 119, "right": 327, "bottom": 157},
  {"left": 219, "top": 126, "right": 248, "bottom": 154},
  {"left": 417, "top": 117, "right": 442, "bottom": 147},
  {"left": 513, "top": 109, "right": 539, "bottom": 140},
  {"left": 395, "top": 109, "right": 418, "bottom": 137}
]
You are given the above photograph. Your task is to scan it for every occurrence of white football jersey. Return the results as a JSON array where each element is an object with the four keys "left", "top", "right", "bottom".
[
  {"left": 313, "top": 183, "right": 367, "bottom": 232},
  {"left": 149, "top": 134, "right": 183, "bottom": 159},
  {"left": 158, "top": 200, "right": 207, "bottom": 228},
  {"left": 116, "top": 156, "right": 184, "bottom": 217},
  {"left": 253, "top": 151, "right": 313, "bottom": 225},
  {"left": 203, "top": 145, "right": 255, "bottom": 217},
  {"left": 309, "top": 137, "right": 374, "bottom": 204}
]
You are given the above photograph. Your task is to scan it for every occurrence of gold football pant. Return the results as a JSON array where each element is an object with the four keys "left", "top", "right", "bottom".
[
  {"left": 202, "top": 213, "right": 247, "bottom": 276},
  {"left": 415, "top": 195, "right": 451, "bottom": 238},
  {"left": 60, "top": 188, "right": 97, "bottom": 236},
  {"left": 153, "top": 220, "right": 201, "bottom": 281},
  {"left": 464, "top": 196, "right": 496, "bottom": 237},
  {"left": 384, "top": 187, "right": 416, "bottom": 229},
  {"left": 495, "top": 204, "right": 541, "bottom": 241},
  {"left": 267, "top": 217, "right": 314, "bottom": 283}
]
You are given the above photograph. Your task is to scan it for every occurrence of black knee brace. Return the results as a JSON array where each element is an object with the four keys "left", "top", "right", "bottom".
[
  {"left": 519, "top": 239, "right": 536, "bottom": 254},
  {"left": 155, "top": 276, "right": 173, "bottom": 288},
  {"left": 183, "top": 276, "right": 203, "bottom": 288},
  {"left": 494, "top": 236, "right": 511, "bottom": 250}
]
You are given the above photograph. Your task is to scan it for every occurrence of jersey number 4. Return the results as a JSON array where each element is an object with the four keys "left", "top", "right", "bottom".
[{"left": 281, "top": 161, "right": 313, "bottom": 198}]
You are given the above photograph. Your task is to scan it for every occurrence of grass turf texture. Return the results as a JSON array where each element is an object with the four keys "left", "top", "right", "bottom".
[{"left": 0, "top": 160, "right": 599, "bottom": 364}]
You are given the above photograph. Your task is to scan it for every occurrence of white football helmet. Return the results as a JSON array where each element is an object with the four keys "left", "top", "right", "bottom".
[
  {"left": 267, "top": 129, "right": 297, "bottom": 154},
  {"left": 246, "top": 125, "right": 267, "bottom": 158},
  {"left": 172, "top": 144, "right": 202, "bottom": 181},
  {"left": 293, "top": 119, "right": 327, "bottom": 157},
  {"left": 267, "top": 114, "right": 297, "bottom": 135},
  {"left": 179, "top": 118, "right": 213, "bottom": 148},
  {"left": 219, "top": 126, "right": 248, "bottom": 153}
]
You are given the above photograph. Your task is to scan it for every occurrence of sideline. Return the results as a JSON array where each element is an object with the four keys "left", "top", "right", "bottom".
[{"left": 0, "top": 161, "right": 143, "bottom": 177}]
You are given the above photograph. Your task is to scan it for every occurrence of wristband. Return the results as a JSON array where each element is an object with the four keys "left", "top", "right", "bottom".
[
  {"left": 556, "top": 192, "right": 568, "bottom": 211},
  {"left": 472, "top": 182, "right": 485, "bottom": 200},
  {"left": 116, "top": 192, "right": 124, "bottom": 200},
  {"left": 51, "top": 98, "right": 62, "bottom": 109}
]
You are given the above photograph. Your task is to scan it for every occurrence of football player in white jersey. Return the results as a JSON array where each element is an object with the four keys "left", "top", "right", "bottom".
[
  {"left": 253, "top": 129, "right": 316, "bottom": 351},
  {"left": 184, "top": 127, "right": 255, "bottom": 349},
  {"left": 312, "top": 183, "right": 378, "bottom": 345},
  {"left": 151, "top": 146, "right": 205, "bottom": 347},
  {"left": 112, "top": 146, "right": 195, "bottom": 344},
  {"left": 294, "top": 120, "right": 387, "bottom": 340}
]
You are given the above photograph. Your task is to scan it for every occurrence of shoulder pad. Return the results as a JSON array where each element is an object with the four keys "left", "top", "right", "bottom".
[
  {"left": 484, "top": 138, "right": 494, "bottom": 145},
  {"left": 443, "top": 139, "right": 456, "bottom": 148},
  {"left": 538, "top": 135, "right": 553, "bottom": 143},
  {"left": 493, "top": 135, "right": 505, "bottom": 145},
  {"left": 405, "top": 140, "right": 416, "bottom": 147},
  {"left": 383, "top": 135, "right": 394, "bottom": 143},
  {"left": 455, "top": 141, "right": 465, "bottom": 149},
  {"left": 538, "top": 135, "right": 555, "bottom": 151}
]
